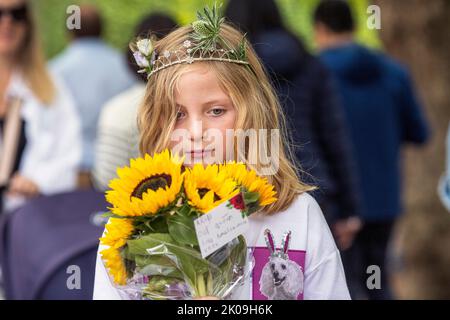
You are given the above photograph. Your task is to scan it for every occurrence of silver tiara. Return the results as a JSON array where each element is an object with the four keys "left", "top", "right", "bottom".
[{"left": 131, "top": 3, "right": 250, "bottom": 79}]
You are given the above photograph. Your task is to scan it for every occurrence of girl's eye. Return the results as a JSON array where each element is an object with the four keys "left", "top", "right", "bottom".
[
  {"left": 208, "top": 108, "right": 225, "bottom": 117},
  {"left": 176, "top": 111, "right": 186, "bottom": 120}
]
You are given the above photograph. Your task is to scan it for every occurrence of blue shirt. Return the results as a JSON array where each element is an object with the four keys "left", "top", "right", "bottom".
[
  {"left": 51, "top": 38, "right": 137, "bottom": 170},
  {"left": 319, "top": 43, "right": 430, "bottom": 222}
]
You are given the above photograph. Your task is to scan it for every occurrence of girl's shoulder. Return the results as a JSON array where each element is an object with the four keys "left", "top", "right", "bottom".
[
  {"left": 288, "top": 192, "right": 331, "bottom": 236},
  {"left": 261, "top": 192, "right": 331, "bottom": 248},
  {"left": 288, "top": 192, "right": 320, "bottom": 210},
  {"left": 275, "top": 192, "right": 323, "bottom": 222},
  {"left": 250, "top": 192, "right": 326, "bottom": 242}
]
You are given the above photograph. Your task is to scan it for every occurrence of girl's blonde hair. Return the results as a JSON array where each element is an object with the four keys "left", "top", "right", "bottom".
[
  {"left": 138, "top": 23, "right": 315, "bottom": 214},
  {"left": 19, "top": 1, "right": 55, "bottom": 104}
]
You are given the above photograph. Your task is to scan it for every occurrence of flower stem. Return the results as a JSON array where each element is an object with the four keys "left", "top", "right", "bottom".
[
  {"left": 207, "top": 271, "right": 213, "bottom": 294},
  {"left": 197, "top": 273, "right": 206, "bottom": 297}
]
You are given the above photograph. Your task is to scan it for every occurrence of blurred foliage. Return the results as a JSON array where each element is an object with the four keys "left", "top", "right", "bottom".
[{"left": 34, "top": 0, "right": 380, "bottom": 59}]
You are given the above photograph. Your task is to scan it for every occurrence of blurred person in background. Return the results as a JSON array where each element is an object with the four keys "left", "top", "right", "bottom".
[
  {"left": 314, "top": 0, "right": 430, "bottom": 299},
  {"left": 0, "top": 0, "right": 81, "bottom": 213},
  {"left": 438, "top": 123, "right": 450, "bottom": 212},
  {"left": 388, "top": 205, "right": 450, "bottom": 299},
  {"left": 51, "top": 4, "right": 136, "bottom": 189},
  {"left": 225, "top": 0, "right": 363, "bottom": 285},
  {"left": 92, "top": 13, "right": 177, "bottom": 191}
]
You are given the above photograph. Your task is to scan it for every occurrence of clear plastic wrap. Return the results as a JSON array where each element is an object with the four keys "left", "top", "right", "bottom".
[{"left": 111, "top": 235, "right": 254, "bottom": 300}]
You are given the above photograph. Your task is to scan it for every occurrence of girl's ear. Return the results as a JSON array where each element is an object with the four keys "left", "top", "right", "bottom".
[
  {"left": 264, "top": 229, "right": 275, "bottom": 254},
  {"left": 282, "top": 231, "right": 291, "bottom": 255}
]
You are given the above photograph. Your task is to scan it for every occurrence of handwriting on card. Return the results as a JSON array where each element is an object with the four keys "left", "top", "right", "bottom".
[{"left": 194, "top": 201, "right": 249, "bottom": 258}]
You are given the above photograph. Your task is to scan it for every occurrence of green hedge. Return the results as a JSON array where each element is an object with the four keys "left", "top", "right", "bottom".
[{"left": 34, "top": 0, "right": 380, "bottom": 59}]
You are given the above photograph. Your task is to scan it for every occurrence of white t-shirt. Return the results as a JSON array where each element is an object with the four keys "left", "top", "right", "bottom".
[{"left": 93, "top": 192, "right": 350, "bottom": 300}]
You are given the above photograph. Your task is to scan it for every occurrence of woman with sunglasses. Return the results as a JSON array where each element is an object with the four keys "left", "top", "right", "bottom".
[{"left": 0, "top": 0, "right": 81, "bottom": 212}]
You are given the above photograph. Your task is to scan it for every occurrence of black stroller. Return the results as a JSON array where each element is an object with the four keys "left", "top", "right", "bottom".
[{"left": 0, "top": 190, "right": 107, "bottom": 299}]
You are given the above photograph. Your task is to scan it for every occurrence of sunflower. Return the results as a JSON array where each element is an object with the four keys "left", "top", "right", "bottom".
[
  {"left": 101, "top": 247, "right": 128, "bottom": 285},
  {"left": 184, "top": 164, "right": 239, "bottom": 213},
  {"left": 100, "top": 218, "right": 135, "bottom": 285},
  {"left": 105, "top": 150, "right": 184, "bottom": 217},
  {"left": 221, "top": 162, "right": 277, "bottom": 206},
  {"left": 100, "top": 217, "right": 135, "bottom": 248}
]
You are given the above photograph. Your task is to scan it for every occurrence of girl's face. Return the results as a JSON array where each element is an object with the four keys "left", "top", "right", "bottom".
[
  {"left": 170, "top": 63, "right": 236, "bottom": 166},
  {"left": 0, "top": 0, "right": 27, "bottom": 58}
]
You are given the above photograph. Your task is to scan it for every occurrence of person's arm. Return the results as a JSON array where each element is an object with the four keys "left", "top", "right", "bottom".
[
  {"left": 395, "top": 65, "right": 430, "bottom": 144},
  {"left": 303, "top": 194, "right": 351, "bottom": 300}
]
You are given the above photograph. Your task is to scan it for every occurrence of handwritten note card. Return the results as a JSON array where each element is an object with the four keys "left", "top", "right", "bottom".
[{"left": 194, "top": 200, "right": 249, "bottom": 258}]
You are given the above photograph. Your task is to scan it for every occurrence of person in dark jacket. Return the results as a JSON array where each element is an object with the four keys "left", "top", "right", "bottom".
[
  {"left": 314, "top": 0, "right": 430, "bottom": 300},
  {"left": 225, "top": 0, "right": 364, "bottom": 250}
]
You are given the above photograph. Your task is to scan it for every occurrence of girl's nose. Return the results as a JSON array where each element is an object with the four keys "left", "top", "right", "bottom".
[{"left": 188, "top": 119, "right": 204, "bottom": 142}]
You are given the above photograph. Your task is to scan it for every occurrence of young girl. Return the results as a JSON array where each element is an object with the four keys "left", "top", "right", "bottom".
[{"left": 94, "top": 10, "right": 350, "bottom": 300}]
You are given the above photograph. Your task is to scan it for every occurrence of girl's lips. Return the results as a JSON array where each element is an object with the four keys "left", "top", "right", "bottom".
[{"left": 188, "top": 149, "right": 214, "bottom": 158}]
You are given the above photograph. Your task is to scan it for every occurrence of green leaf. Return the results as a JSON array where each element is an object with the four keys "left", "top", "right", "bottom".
[
  {"left": 121, "top": 245, "right": 133, "bottom": 260},
  {"left": 126, "top": 232, "right": 209, "bottom": 291},
  {"left": 147, "top": 216, "right": 169, "bottom": 233},
  {"left": 132, "top": 215, "right": 170, "bottom": 235},
  {"left": 243, "top": 191, "right": 260, "bottom": 205},
  {"left": 127, "top": 233, "right": 174, "bottom": 256},
  {"left": 167, "top": 211, "right": 199, "bottom": 246},
  {"left": 135, "top": 255, "right": 183, "bottom": 278},
  {"left": 178, "top": 203, "right": 192, "bottom": 216},
  {"left": 166, "top": 242, "right": 210, "bottom": 276},
  {"left": 101, "top": 211, "right": 124, "bottom": 219}
]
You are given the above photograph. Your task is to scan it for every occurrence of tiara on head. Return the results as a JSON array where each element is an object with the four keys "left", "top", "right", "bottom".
[{"left": 131, "top": 3, "right": 250, "bottom": 79}]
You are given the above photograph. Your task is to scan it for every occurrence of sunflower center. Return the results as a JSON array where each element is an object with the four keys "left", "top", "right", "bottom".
[
  {"left": 131, "top": 174, "right": 172, "bottom": 200},
  {"left": 198, "top": 188, "right": 221, "bottom": 202}
]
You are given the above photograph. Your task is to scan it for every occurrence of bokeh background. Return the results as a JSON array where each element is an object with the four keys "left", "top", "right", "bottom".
[
  {"left": 34, "top": 0, "right": 449, "bottom": 219},
  {"left": 35, "top": 0, "right": 380, "bottom": 58}
]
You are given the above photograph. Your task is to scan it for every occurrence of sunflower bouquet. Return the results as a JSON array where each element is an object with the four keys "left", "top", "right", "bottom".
[{"left": 100, "top": 150, "right": 277, "bottom": 300}]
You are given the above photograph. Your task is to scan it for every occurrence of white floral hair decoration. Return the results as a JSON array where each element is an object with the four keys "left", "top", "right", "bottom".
[{"left": 131, "top": 2, "right": 250, "bottom": 79}]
